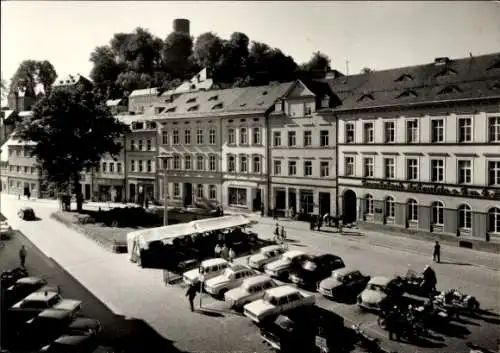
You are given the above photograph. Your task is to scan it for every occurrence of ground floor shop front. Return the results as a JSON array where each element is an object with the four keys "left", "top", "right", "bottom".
[
  {"left": 6, "top": 176, "right": 40, "bottom": 198},
  {"left": 271, "top": 184, "right": 336, "bottom": 217},
  {"left": 160, "top": 175, "right": 221, "bottom": 208},
  {"left": 222, "top": 180, "right": 267, "bottom": 213},
  {"left": 338, "top": 185, "right": 500, "bottom": 241}
]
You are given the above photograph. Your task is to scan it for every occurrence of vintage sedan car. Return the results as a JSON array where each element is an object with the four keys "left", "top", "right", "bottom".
[
  {"left": 224, "top": 275, "right": 278, "bottom": 310},
  {"left": 247, "top": 245, "right": 287, "bottom": 271},
  {"left": 20, "top": 309, "right": 76, "bottom": 347},
  {"left": 66, "top": 317, "right": 102, "bottom": 336},
  {"left": 18, "top": 207, "right": 36, "bottom": 221},
  {"left": 243, "top": 285, "right": 315, "bottom": 323},
  {"left": 357, "top": 276, "right": 404, "bottom": 311},
  {"left": 39, "top": 334, "right": 97, "bottom": 353},
  {"left": 318, "top": 268, "right": 370, "bottom": 299},
  {"left": 288, "top": 254, "right": 345, "bottom": 289},
  {"left": 183, "top": 258, "right": 229, "bottom": 285},
  {"left": 0, "top": 221, "right": 12, "bottom": 239},
  {"left": 6, "top": 277, "right": 60, "bottom": 307},
  {"left": 204, "top": 264, "right": 256, "bottom": 297},
  {"left": 264, "top": 250, "right": 309, "bottom": 280}
]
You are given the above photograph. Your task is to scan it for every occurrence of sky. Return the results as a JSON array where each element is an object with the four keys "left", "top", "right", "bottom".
[{"left": 2, "top": 1, "right": 500, "bottom": 92}]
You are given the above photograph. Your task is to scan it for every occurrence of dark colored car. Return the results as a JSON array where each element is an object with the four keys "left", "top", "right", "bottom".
[
  {"left": 66, "top": 317, "right": 102, "bottom": 336},
  {"left": 39, "top": 334, "right": 97, "bottom": 353},
  {"left": 18, "top": 309, "right": 76, "bottom": 347},
  {"left": 288, "top": 254, "right": 345, "bottom": 289},
  {"left": 18, "top": 207, "right": 36, "bottom": 221},
  {"left": 6, "top": 277, "right": 60, "bottom": 307}
]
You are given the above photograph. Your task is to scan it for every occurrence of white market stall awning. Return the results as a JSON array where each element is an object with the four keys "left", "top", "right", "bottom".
[{"left": 191, "top": 215, "right": 250, "bottom": 233}]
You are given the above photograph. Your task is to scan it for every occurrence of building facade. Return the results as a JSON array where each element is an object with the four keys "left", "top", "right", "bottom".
[
  {"left": 332, "top": 53, "right": 500, "bottom": 241},
  {"left": 4, "top": 136, "right": 41, "bottom": 198}
]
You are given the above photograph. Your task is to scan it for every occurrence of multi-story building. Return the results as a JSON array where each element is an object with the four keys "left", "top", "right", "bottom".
[
  {"left": 331, "top": 53, "right": 500, "bottom": 241},
  {"left": 268, "top": 80, "right": 337, "bottom": 217},
  {"left": 106, "top": 98, "right": 128, "bottom": 115},
  {"left": 53, "top": 74, "right": 93, "bottom": 93}
]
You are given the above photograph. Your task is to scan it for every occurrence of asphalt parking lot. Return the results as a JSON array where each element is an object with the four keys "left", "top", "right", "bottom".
[{"left": 0, "top": 227, "right": 186, "bottom": 353}]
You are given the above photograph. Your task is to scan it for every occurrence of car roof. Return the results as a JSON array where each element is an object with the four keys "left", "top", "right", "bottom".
[
  {"left": 261, "top": 245, "right": 283, "bottom": 252},
  {"left": 227, "top": 264, "right": 250, "bottom": 272},
  {"left": 20, "top": 206, "right": 34, "bottom": 211},
  {"left": 333, "top": 268, "right": 358, "bottom": 276},
  {"left": 266, "top": 285, "right": 297, "bottom": 297},
  {"left": 243, "top": 275, "right": 272, "bottom": 286},
  {"left": 16, "top": 276, "right": 44, "bottom": 285},
  {"left": 54, "top": 334, "right": 90, "bottom": 345},
  {"left": 283, "top": 250, "right": 306, "bottom": 257},
  {"left": 314, "top": 253, "right": 342, "bottom": 261},
  {"left": 369, "top": 276, "right": 391, "bottom": 285},
  {"left": 38, "top": 308, "right": 72, "bottom": 319},
  {"left": 201, "top": 258, "right": 228, "bottom": 267},
  {"left": 24, "top": 291, "right": 58, "bottom": 301}
]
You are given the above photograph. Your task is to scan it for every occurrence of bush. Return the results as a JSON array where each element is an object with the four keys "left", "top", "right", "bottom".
[
  {"left": 95, "top": 207, "right": 160, "bottom": 227},
  {"left": 76, "top": 214, "right": 95, "bottom": 224}
]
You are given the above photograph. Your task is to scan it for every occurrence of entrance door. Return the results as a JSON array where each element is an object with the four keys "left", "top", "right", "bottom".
[
  {"left": 24, "top": 183, "right": 30, "bottom": 196},
  {"left": 253, "top": 189, "right": 262, "bottom": 211},
  {"left": 129, "top": 184, "right": 136, "bottom": 203},
  {"left": 184, "top": 183, "right": 193, "bottom": 207},
  {"left": 342, "top": 190, "right": 357, "bottom": 224},
  {"left": 275, "top": 190, "right": 286, "bottom": 210},
  {"left": 319, "top": 192, "right": 331, "bottom": 216},
  {"left": 84, "top": 184, "right": 91, "bottom": 200},
  {"left": 288, "top": 190, "right": 296, "bottom": 212}
]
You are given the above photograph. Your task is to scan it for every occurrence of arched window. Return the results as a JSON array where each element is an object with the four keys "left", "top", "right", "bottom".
[
  {"left": 228, "top": 155, "right": 235, "bottom": 173},
  {"left": 385, "top": 196, "right": 395, "bottom": 218},
  {"left": 432, "top": 201, "right": 444, "bottom": 225},
  {"left": 488, "top": 207, "right": 500, "bottom": 233},
  {"left": 407, "top": 199, "right": 418, "bottom": 221},
  {"left": 458, "top": 204, "right": 472, "bottom": 229},
  {"left": 365, "top": 194, "right": 374, "bottom": 215}
]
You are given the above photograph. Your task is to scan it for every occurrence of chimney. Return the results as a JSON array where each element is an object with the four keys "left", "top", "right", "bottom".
[{"left": 434, "top": 57, "right": 451, "bottom": 66}]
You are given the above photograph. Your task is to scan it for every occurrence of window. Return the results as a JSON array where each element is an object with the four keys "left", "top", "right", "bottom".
[
  {"left": 488, "top": 207, "right": 500, "bottom": 233},
  {"left": 458, "top": 118, "right": 472, "bottom": 142},
  {"left": 253, "top": 128, "right": 261, "bottom": 145},
  {"left": 458, "top": 204, "right": 471, "bottom": 229},
  {"left": 458, "top": 160, "right": 472, "bottom": 184},
  {"left": 407, "top": 199, "right": 418, "bottom": 221},
  {"left": 185, "top": 155, "right": 191, "bottom": 170},
  {"left": 197, "top": 155, "right": 204, "bottom": 170},
  {"left": 228, "top": 128, "right": 235, "bottom": 145},
  {"left": 240, "top": 128, "right": 248, "bottom": 145},
  {"left": 363, "top": 123, "right": 374, "bottom": 143},
  {"left": 102, "top": 162, "right": 107, "bottom": 173},
  {"left": 117, "top": 162, "right": 122, "bottom": 173},
  {"left": 146, "top": 160, "right": 152, "bottom": 172},
  {"left": 431, "top": 159, "right": 444, "bottom": 182},
  {"left": 162, "top": 131, "right": 168, "bottom": 145},
  {"left": 173, "top": 183, "right": 180, "bottom": 198},
  {"left": 431, "top": 119, "right": 444, "bottom": 142},
  {"left": 406, "top": 120, "right": 418, "bottom": 143},
  {"left": 489, "top": 116, "right": 500, "bottom": 142},
  {"left": 229, "top": 187, "right": 247, "bottom": 207},
  {"left": 197, "top": 184, "right": 204, "bottom": 199},
  {"left": 288, "top": 161, "right": 297, "bottom": 176},
  {"left": 146, "top": 139, "right": 152, "bottom": 151},
  {"left": 274, "top": 160, "right": 281, "bottom": 175},
  {"left": 109, "top": 163, "right": 114, "bottom": 173},
  {"left": 228, "top": 155, "right": 235, "bottom": 172},
  {"left": 432, "top": 201, "right": 444, "bottom": 225},
  {"left": 138, "top": 160, "right": 143, "bottom": 172},
  {"left": 184, "top": 129, "right": 191, "bottom": 145},
  {"left": 363, "top": 157, "right": 374, "bottom": 177},
  {"left": 197, "top": 129, "right": 204, "bottom": 145},
  {"left": 303, "top": 131, "right": 312, "bottom": 146},
  {"left": 320, "top": 130, "right": 329, "bottom": 147},
  {"left": 209, "top": 128, "right": 216, "bottom": 145},
  {"left": 240, "top": 155, "right": 248, "bottom": 173},
  {"left": 384, "top": 122, "right": 395, "bottom": 143},
  {"left": 209, "top": 185, "right": 217, "bottom": 200},
  {"left": 173, "top": 129, "right": 179, "bottom": 145},
  {"left": 345, "top": 157, "right": 355, "bottom": 176},
  {"left": 304, "top": 161, "right": 312, "bottom": 176},
  {"left": 364, "top": 195, "right": 374, "bottom": 215},
  {"left": 130, "top": 140, "right": 136, "bottom": 150},
  {"left": 253, "top": 156, "right": 261, "bottom": 173},
  {"left": 406, "top": 158, "right": 418, "bottom": 180},
  {"left": 488, "top": 161, "right": 500, "bottom": 185},
  {"left": 384, "top": 158, "right": 395, "bottom": 179},
  {"left": 173, "top": 155, "right": 181, "bottom": 170},
  {"left": 273, "top": 131, "right": 281, "bottom": 146},
  {"left": 138, "top": 140, "right": 143, "bottom": 151},
  {"left": 345, "top": 123, "right": 355, "bottom": 143},
  {"left": 288, "top": 131, "right": 296, "bottom": 147},
  {"left": 385, "top": 196, "right": 395, "bottom": 218},
  {"left": 305, "top": 104, "right": 312, "bottom": 116},
  {"left": 209, "top": 155, "right": 217, "bottom": 171},
  {"left": 320, "top": 161, "right": 329, "bottom": 177},
  {"left": 16, "top": 166, "right": 20, "bottom": 173}
]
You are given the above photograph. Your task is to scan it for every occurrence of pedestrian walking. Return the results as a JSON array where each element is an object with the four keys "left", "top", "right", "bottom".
[
  {"left": 186, "top": 283, "right": 198, "bottom": 312},
  {"left": 19, "top": 245, "right": 27, "bottom": 268},
  {"left": 214, "top": 243, "right": 222, "bottom": 258},
  {"left": 272, "top": 208, "right": 278, "bottom": 221},
  {"left": 27, "top": 190, "right": 31, "bottom": 200},
  {"left": 317, "top": 217, "right": 322, "bottom": 231},
  {"left": 221, "top": 243, "right": 229, "bottom": 260},
  {"left": 228, "top": 248, "right": 235, "bottom": 263},
  {"left": 433, "top": 241, "right": 441, "bottom": 263},
  {"left": 280, "top": 226, "right": 286, "bottom": 241}
]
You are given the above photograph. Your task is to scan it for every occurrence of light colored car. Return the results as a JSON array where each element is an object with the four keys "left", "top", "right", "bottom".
[
  {"left": 225, "top": 275, "right": 278, "bottom": 309},
  {"left": 357, "top": 276, "right": 402, "bottom": 311},
  {"left": 264, "top": 250, "right": 308, "bottom": 279},
  {"left": 11, "top": 291, "right": 82, "bottom": 318},
  {"left": 318, "top": 268, "right": 370, "bottom": 299},
  {"left": 243, "top": 285, "right": 315, "bottom": 323},
  {"left": 183, "top": 258, "right": 229, "bottom": 285},
  {"left": 247, "top": 245, "right": 287, "bottom": 271},
  {"left": 204, "top": 264, "right": 256, "bottom": 297}
]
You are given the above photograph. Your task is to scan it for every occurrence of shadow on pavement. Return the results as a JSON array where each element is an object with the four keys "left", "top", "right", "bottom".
[
  {"left": 431, "top": 321, "right": 471, "bottom": 338},
  {"left": 196, "top": 308, "right": 224, "bottom": 317},
  {"left": 438, "top": 261, "right": 471, "bottom": 266},
  {"left": 412, "top": 336, "right": 448, "bottom": 349},
  {"left": 469, "top": 310, "right": 500, "bottom": 325}
]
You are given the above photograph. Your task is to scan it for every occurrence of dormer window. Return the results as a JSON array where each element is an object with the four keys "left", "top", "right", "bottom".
[
  {"left": 239, "top": 103, "right": 246, "bottom": 107},
  {"left": 154, "top": 107, "right": 165, "bottom": 114},
  {"left": 435, "top": 68, "right": 457, "bottom": 77},
  {"left": 262, "top": 91, "right": 268, "bottom": 96},
  {"left": 132, "top": 122, "right": 144, "bottom": 130},
  {"left": 212, "top": 103, "right": 223, "bottom": 110},
  {"left": 395, "top": 74, "right": 414, "bottom": 82},
  {"left": 487, "top": 59, "right": 500, "bottom": 70},
  {"left": 208, "top": 95, "right": 218, "bottom": 101},
  {"left": 275, "top": 101, "right": 282, "bottom": 112},
  {"left": 491, "top": 82, "right": 500, "bottom": 90},
  {"left": 396, "top": 90, "right": 418, "bottom": 99},
  {"left": 257, "top": 101, "right": 264, "bottom": 106},
  {"left": 186, "top": 97, "right": 197, "bottom": 103},
  {"left": 434, "top": 57, "right": 451, "bottom": 66},
  {"left": 188, "top": 105, "right": 199, "bottom": 112},
  {"left": 438, "top": 85, "right": 462, "bottom": 95},
  {"left": 166, "top": 106, "right": 176, "bottom": 113},
  {"left": 357, "top": 94, "right": 375, "bottom": 102}
]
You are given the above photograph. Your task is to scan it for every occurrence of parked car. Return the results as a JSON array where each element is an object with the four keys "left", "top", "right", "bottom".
[
  {"left": 39, "top": 334, "right": 97, "bottom": 352},
  {"left": 6, "top": 277, "right": 60, "bottom": 307},
  {"left": 264, "top": 250, "right": 309, "bottom": 280},
  {"left": 204, "top": 264, "right": 256, "bottom": 297},
  {"left": 1, "top": 267, "right": 29, "bottom": 288},
  {"left": 247, "top": 245, "right": 286, "bottom": 271},
  {"left": 289, "top": 254, "right": 345, "bottom": 289},
  {"left": 19, "top": 309, "right": 77, "bottom": 347},
  {"left": 243, "top": 285, "right": 315, "bottom": 323},
  {"left": 66, "top": 317, "right": 102, "bottom": 337},
  {"left": 357, "top": 276, "right": 404, "bottom": 311},
  {"left": 0, "top": 221, "right": 12, "bottom": 239},
  {"left": 182, "top": 258, "right": 229, "bottom": 285},
  {"left": 18, "top": 207, "right": 36, "bottom": 221},
  {"left": 225, "top": 275, "right": 278, "bottom": 310},
  {"left": 318, "top": 268, "right": 371, "bottom": 300}
]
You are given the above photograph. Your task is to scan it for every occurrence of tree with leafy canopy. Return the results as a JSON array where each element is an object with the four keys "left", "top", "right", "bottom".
[
  {"left": 360, "top": 67, "right": 373, "bottom": 74},
  {"left": 15, "top": 89, "right": 129, "bottom": 211},
  {"left": 10, "top": 60, "right": 58, "bottom": 96},
  {"left": 163, "top": 31, "right": 197, "bottom": 80},
  {"left": 1, "top": 74, "right": 7, "bottom": 102},
  {"left": 300, "top": 51, "right": 331, "bottom": 79},
  {"left": 193, "top": 32, "right": 225, "bottom": 73}
]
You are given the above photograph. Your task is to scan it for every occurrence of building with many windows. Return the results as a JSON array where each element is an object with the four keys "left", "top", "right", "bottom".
[{"left": 331, "top": 53, "right": 500, "bottom": 241}]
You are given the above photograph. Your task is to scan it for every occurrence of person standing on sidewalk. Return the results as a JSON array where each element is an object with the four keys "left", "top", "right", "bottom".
[
  {"left": 19, "top": 245, "right": 27, "bottom": 268},
  {"left": 186, "top": 283, "right": 198, "bottom": 312},
  {"left": 433, "top": 241, "right": 441, "bottom": 263}
]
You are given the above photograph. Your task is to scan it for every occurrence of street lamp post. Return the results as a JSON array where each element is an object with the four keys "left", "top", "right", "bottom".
[{"left": 157, "top": 154, "right": 172, "bottom": 226}]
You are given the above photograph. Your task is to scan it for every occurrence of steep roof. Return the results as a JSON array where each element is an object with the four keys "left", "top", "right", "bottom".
[
  {"left": 115, "top": 114, "right": 151, "bottom": 126},
  {"left": 324, "top": 52, "right": 500, "bottom": 111},
  {"left": 53, "top": 74, "right": 91, "bottom": 88},
  {"left": 129, "top": 87, "right": 160, "bottom": 98},
  {"left": 225, "top": 82, "right": 294, "bottom": 113}
]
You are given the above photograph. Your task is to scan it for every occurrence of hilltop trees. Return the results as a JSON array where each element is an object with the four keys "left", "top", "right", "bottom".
[{"left": 10, "top": 60, "right": 58, "bottom": 96}]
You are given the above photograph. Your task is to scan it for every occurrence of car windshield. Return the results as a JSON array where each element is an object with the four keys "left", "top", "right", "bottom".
[
  {"left": 334, "top": 274, "right": 345, "bottom": 282},
  {"left": 222, "top": 268, "right": 234, "bottom": 277},
  {"left": 263, "top": 293, "right": 274, "bottom": 302},
  {"left": 368, "top": 283, "right": 385, "bottom": 292},
  {"left": 302, "top": 261, "right": 317, "bottom": 271}
]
